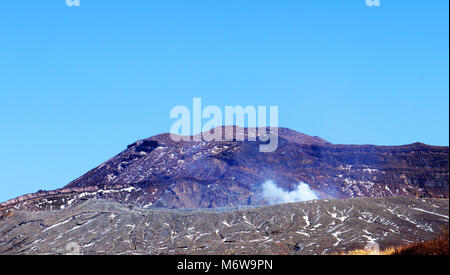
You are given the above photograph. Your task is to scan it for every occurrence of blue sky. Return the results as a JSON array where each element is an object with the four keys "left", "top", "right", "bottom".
[{"left": 0, "top": 0, "right": 448, "bottom": 202}]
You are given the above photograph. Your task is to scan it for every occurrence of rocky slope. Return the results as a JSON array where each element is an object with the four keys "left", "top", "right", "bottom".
[
  {"left": 1, "top": 127, "right": 448, "bottom": 211},
  {"left": 0, "top": 197, "right": 448, "bottom": 255}
]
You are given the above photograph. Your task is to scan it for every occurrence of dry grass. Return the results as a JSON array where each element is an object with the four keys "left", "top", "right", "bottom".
[
  {"left": 336, "top": 230, "right": 449, "bottom": 255},
  {"left": 391, "top": 231, "right": 449, "bottom": 255},
  {"left": 336, "top": 248, "right": 395, "bottom": 255}
]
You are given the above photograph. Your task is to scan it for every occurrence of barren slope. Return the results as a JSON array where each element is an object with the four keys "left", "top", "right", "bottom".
[{"left": 0, "top": 197, "right": 448, "bottom": 255}]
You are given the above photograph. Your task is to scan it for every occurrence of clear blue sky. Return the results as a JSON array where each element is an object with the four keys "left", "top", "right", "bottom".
[{"left": 0, "top": 0, "right": 448, "bottom": 202}]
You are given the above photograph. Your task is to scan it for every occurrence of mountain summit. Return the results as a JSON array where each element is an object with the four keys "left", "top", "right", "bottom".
[{"left": 1, "top": 127, "right": 448, "bottom": 211}]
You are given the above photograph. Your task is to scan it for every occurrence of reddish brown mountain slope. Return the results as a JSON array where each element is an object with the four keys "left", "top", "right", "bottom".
[{"left": 1, "top": 127, "right": 448, "bottom": 211}]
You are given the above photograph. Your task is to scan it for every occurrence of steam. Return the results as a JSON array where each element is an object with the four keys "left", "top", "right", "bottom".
[{"left": 261, "top": 180, "right": 318, "bottom": 205}]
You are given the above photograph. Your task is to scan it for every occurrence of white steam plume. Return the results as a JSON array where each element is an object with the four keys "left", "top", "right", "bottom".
[{"left": 261, "top": 180, "right": 318, "bottom": 205}]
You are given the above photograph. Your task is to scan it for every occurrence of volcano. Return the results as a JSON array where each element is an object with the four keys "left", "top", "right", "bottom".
[{"left": 1, "top": 127, "right": 448, "bottom": 212}]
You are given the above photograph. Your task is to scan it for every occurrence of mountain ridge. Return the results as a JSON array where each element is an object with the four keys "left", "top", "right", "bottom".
[{"left": 1, "top": 127, "right": 448, "bottom": 211}]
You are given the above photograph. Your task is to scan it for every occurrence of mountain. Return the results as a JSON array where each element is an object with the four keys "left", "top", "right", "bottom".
[
  {"left": 1, "top": 127, "right": 448, "bottom": 211},
  {"left": 0, "top": 197, "right": 448, "bottom": 255}
]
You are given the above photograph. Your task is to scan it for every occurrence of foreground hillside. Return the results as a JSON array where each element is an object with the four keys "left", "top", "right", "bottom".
[{"left": 0, "top": 197, "right": 447, "bottom": 255}]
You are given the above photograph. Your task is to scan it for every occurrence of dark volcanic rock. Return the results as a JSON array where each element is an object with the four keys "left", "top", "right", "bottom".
[{"left": 1, "top": 127, "right": 448, "bottom": 210}]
